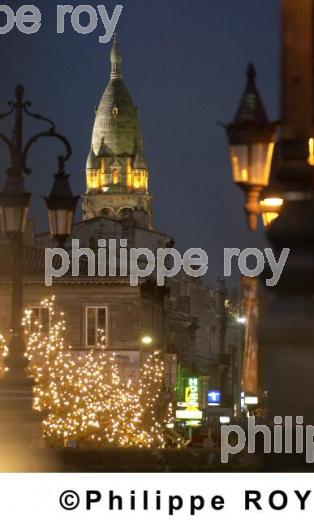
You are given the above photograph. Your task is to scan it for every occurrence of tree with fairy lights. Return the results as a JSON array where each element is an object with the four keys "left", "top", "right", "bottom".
[
  {"left": 22, "top": 296, "right": 175, "bottom": 448},
  {"left": 24, "top": 298, "right": 122, "bottom": 446},
  {"left": 103, "top": 350, "right": 167, "bottom": 448}
]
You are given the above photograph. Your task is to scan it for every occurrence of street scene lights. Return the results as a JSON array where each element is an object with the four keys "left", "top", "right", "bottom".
[
  {"left": 225, "top": 64, "right": 277, "bottom": 230},
  {"left": 0, "top": 84, "right": 78, "bottom": 443}
]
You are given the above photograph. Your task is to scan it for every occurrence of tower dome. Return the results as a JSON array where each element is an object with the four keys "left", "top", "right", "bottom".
[{"left": 91, "top": 35, "right": 140, "bottom": 157}]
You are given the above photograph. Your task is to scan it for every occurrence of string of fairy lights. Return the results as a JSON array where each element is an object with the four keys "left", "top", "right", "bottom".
[
  {"left": 0, "top": 334, "right": 8, "bottom": 379},
  {"left": 0, "top": 296, "right": 177, "bottom": 448}
]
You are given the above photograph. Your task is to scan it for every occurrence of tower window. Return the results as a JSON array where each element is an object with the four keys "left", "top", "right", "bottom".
[
  {"left": 119, "top": 208, "right": 132, "bottom": 218},
  {"left": 133, "top": 171, "right": 144, "bottom": 190},
  {"left": 112, "top": 169, "right": 120, "bottom": 184},
  {"left": 100, "top": 208, "right": 113, "bottom": 217},
  {"left": 87, "top": 171, "right": 99, "bottom": 190},
  {"left": 85, "top": 306, "right": 108, "bottom": 348}
]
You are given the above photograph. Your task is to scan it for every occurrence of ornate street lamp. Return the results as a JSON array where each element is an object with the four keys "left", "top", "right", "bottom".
[
  {"left": 0, "top": 84, "right": 78, "bottom": 445},
  {"left": 45, "top": 161, "right": 79, "bottom": 248},
  {"left": 225, "top": 64, "right": 277, "bottom": 230}
]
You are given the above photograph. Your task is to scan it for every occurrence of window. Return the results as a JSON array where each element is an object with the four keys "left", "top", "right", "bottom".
[
  {"left": 100, "top": 208, "right": 113, "bottom": 217},
  {"left": 112, "top": 168, "right": 120, "bottom": 185},
  {"left": 119, "top": 208, "right": 132, "bottom": 218},
  {"left": 85, "top": 306, "right": 108, "bottom": 348},
  {"left": 26, "top": 307, "right": 50, "bottom": 336}
]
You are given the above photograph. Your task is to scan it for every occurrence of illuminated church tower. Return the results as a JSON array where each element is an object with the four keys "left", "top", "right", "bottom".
[{"left": 83, "top": 36, "right": 152, "bottom": 226}]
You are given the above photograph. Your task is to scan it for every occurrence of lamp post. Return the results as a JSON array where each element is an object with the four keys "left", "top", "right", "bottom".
[
  {"left": 214, "top": 277, "right": 229, "bottom": 406},
  {"left": 225, "top": 64, "right": 277, "bottom": 231},
  {"left": 0, "top": 85, "right": 78, "bottom": 444}
]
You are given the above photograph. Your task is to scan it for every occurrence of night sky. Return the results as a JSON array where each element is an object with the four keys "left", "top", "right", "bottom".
[{"left": 0, "top": 0, "right": 280, "bottom": 284}]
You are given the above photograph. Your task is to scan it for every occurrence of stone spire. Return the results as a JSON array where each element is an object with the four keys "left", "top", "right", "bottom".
[
  {"left": 134, "top": 134, "right": 148, "bottom": 170},
  {"left": 91, "top": 34, "right": 138, "bottom": 157},
  {"left": 86, "top": 147, "right": 100, "bottom": 169},
  {"left": 110, "top": 34, "right": 122, "bottom": 79}
]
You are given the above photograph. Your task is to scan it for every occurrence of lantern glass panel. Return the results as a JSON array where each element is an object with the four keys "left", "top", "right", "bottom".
[
  {"left": 2, "top": 206, "right": 29, "bottom": 234},
  {"left": 230, "top": 145, "right": 249, "bottom": 184},
  {"left": 48, "top": 208, "right": 74, "bottom": 238},
  {"left": 230, "top": 142, "right": 275, "bottom": 187}
]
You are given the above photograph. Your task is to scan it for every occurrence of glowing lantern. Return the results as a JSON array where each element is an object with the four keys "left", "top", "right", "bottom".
[
  {"left": 260, "top": 197, "right": 284, "bottom": 227},
  {"left": 141, "top": 335, "right": 153, "bottom": 346},
  {"left": 308, "top": 138, "right": 314, "bottom": 166},
  {"left": 225, "top": 64, "right": 277, "bottom": 230}
]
